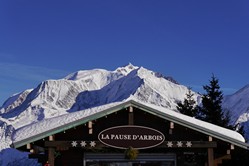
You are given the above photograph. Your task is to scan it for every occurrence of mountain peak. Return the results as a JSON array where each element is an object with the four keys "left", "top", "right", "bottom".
[{"left": 114, "top": 63, "right": 138, "bottom": 75}]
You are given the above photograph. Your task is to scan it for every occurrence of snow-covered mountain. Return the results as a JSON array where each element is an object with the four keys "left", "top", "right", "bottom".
[
  {"left": 1, "top": 63, "right": 249, "bottom": 165},
  {"left": 0, "top": 64, "right": 135, "bottom": 128},
  {"left": 223, "top": 85, "right": 249, "bottom": 140},
  {"left": 0, "top": 64, "right": 200, "bottom": 130}
]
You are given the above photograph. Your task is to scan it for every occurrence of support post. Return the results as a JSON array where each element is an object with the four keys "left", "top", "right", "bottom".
[
  {"left": 48, "top": 148, "right": 55, "bottom": 166},
  {"left": 48, "top": 135, "right": 55, "bottom": 166},
  {"left": 208, "top": 136, "right": 214, "bottom": 166},
  {"left": 208, "top": 148, "right": 214, "bottom": 166},
  {"left": 128, "top": 106, "right": 134, "bottom": 125}
]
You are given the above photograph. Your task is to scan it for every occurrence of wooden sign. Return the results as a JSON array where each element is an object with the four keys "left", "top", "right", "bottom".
[{"left": 98, "top": 125, "right": 165, "bottom": 149}]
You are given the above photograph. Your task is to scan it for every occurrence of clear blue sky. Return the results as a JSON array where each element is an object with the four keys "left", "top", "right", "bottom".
[{"left": 0, "top": 0, "right": 248, "bottom": 105}]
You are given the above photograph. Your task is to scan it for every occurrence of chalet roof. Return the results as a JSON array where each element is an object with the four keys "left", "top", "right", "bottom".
[{"left": 12, "top": 99, "right": 249, "bottom": 150}]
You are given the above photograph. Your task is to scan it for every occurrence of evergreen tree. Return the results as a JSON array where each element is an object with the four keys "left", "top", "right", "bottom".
[
  {"left": 198, "top": 74, "right": 230, "bottom": 128},
  {"left": 177, "top": 87, "right": 198, "bottom": 117},
  {"left": 198, "top": 75, "right": 248, "bottom": 165}
]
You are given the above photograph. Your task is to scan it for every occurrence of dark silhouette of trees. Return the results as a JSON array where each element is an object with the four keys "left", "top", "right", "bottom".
[
  {"left": 177, "top": 87, "right": 198, "bottom": 117},
  {"left": 198, "top": 74, "right": 231, "bottom": 128}
]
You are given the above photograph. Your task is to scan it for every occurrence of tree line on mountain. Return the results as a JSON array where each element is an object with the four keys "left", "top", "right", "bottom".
[{"left": 176, "top": 74, "right": 249, "bottom": 165}]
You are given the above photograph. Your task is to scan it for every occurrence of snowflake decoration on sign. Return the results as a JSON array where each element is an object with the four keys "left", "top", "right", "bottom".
[
  {"left": 80, "top": 141, "right": 87, "bottom": 147},
  {"left": 90, "top": 141, "right": 96, "bottom": 147},
  {"left": 177, "top": 141, "right": 183, "bottom": 147},
  {"left": 71, "top": 141, "right": 78, "bottom": 147},
  {"left": 167, "top": 141, "right": 173, "bottom": 147},
  {"left": 186, "top": 141, "right": 192, "bottom": 147}
]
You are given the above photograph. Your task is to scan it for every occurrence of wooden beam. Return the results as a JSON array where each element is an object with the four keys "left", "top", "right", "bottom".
[
  {"left": 169, "top": 129, "right": 173, "bottom": 135},
  {"left": 170, "top": 122, "right": 174, "bottom": 129},
  {"left": 160, "top": 141, "right": 217, "bottom": 148},
  {"left": 88, "top": 121, "right": 92, "bottom": 128},
  {"left": 45, "top": 140, "right": 217, "bottom": 148},
  {"left": 49, "top": 135, "right": 54, "bottom": 141},
  {"left": 45, "top": 141, "right": 69, "bottom": 147},
  {"left": 89, "top": 128, "right": 93, "bottom": 134},
  {"left": 129, "top": 106, "right": 133, "bottom": 113},
  {"left": 214, "top": 154, "right": 231, "bottom": 166},
  {"left": 26, "top": 143, "right": 31, "bottom": 149}
]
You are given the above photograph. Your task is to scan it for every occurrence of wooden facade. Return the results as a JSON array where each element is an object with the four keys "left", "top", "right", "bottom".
[{"left": 13, "top": 100, "right": 249, "bottom": 166}]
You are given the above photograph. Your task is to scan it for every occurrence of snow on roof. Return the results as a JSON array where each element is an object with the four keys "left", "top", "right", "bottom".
[
  {"left": 135, "top": 99, "right": 245, "bottom": 143},
  {"left": 12, "top": 99, "right": 248, "bottom": 149},
  {"left": 13, "top": 101, "right": 124, "bottom": 146}
]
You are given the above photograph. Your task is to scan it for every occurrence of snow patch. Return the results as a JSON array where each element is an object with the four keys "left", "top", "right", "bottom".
[{"left": 0, "top": 148, "right": 40, "bottom": 166}]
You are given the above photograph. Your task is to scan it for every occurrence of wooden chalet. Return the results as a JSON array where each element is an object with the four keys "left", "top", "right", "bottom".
[{"left": 12, "top": 100, "right": 249, "bottom": 166}]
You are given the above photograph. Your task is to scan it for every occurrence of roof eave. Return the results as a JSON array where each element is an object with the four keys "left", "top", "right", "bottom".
[
  {"left": 129, "top": 100, "right": 249, "bottom": 150},
  {"left": 13, "top": 101, "right": 133, "bottom": 148},
  {"left": 12, "top": 100, "right": 249, "bottom": 150}
]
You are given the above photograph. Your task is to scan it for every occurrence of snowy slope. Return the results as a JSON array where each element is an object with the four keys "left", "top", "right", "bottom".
[
  {"left": 69, "top": 67, "right": 200, "bottom": 112},
  {"left": 0, "top": 64, "right": 138, "bottom": 129},
  {"left": 223, "top": 85, "right": 249, "bottom": 139}
]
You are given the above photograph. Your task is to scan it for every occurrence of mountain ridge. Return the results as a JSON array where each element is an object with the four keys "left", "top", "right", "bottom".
[{"left": 0, "top": 64, "right": 195, "bottom": 129}]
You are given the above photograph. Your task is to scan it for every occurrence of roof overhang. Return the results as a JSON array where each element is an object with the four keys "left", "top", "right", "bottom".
[
  {"left": 129, "top": 100, "right": 249, "bottom": 150},
  {"left": 12, "top": 100, "right": 249, "bottom": 150}
]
